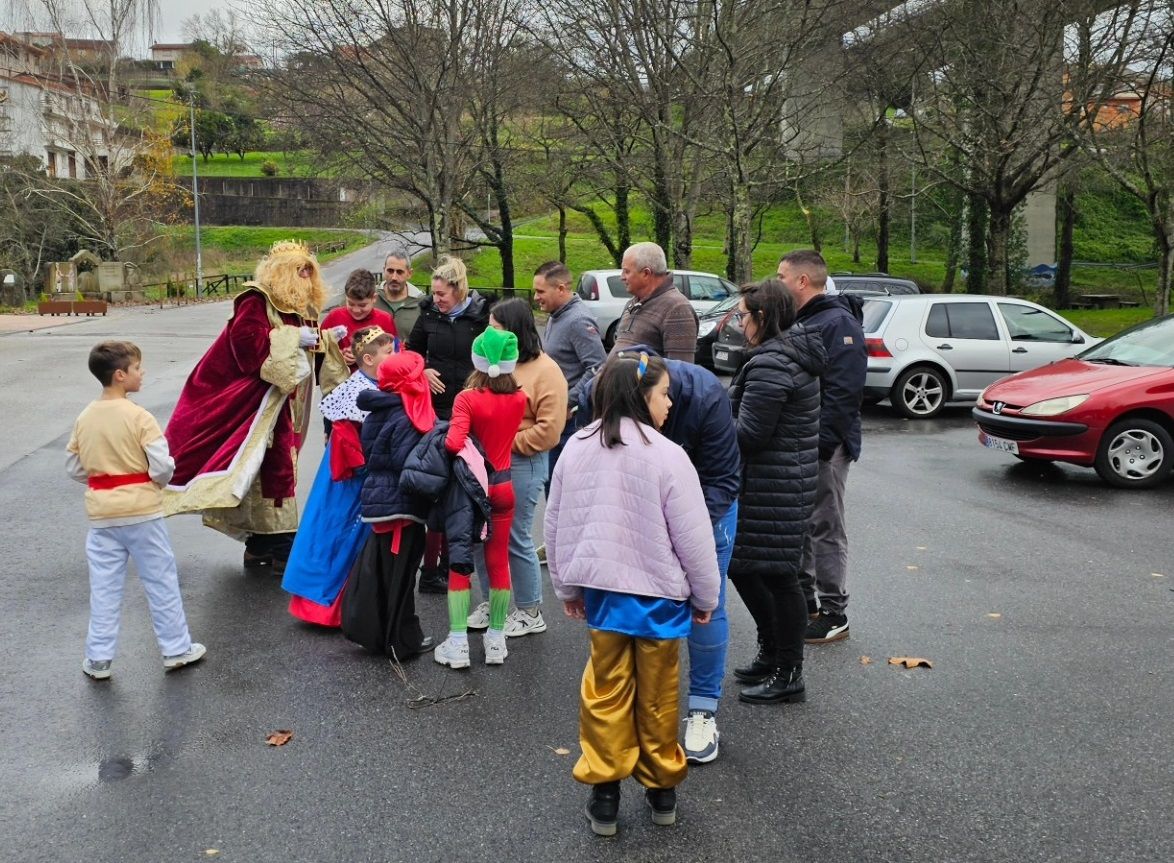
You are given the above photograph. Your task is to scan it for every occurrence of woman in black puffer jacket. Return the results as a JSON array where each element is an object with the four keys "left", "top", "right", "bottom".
[
  {"left": 406, "top": 256, "right": 489, "bottom": 421},
  {"left": 727, "top": 278, "right": 827, "bottom": 705}
]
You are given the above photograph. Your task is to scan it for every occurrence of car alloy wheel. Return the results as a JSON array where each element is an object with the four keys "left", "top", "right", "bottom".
[
  {"left": 1094, "top": 419, "right": 1174, "bottom": 489},
  {"left": 892, "top": 366, "right": 948, "bottom": 419}
]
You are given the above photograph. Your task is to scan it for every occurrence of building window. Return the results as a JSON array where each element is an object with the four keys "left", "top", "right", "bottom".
[
  {"left": 46, "top": 151, "right": 56, "bottom": 177},
  {"left": 68, "top": 153, "right": 77, "bottom": 178}
]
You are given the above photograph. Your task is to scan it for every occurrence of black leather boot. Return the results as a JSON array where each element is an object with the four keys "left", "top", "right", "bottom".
[
  {"left": 584, "top": 781, "right": 621, "bottom": 836},
  {"left": 733, "top": 639, "right": 775, "bottom": 683},
  {"left": 738, "top": 665, "right": 806, "bottom": 704},
  {"left": 644, "top": 786, "right": 677, "bottom": 826}
]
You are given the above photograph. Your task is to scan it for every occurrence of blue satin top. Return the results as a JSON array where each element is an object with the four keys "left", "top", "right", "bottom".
[{"left": 583, "top": 588, "right": 691, "bottom": 640}]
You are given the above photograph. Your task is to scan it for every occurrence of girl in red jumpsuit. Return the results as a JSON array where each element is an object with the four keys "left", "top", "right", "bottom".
[{"left": 433, "top": 328, "right": 527, "bottom": 668}]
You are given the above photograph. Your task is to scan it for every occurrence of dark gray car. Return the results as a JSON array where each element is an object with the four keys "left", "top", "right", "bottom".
[{"left": 711, "top": 274, "right": 919, "bottom": 373}]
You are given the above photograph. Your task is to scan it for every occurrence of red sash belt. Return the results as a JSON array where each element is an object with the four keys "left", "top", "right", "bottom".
[{"left": 88, "top": 472, "right": 151, "bottom": 490}]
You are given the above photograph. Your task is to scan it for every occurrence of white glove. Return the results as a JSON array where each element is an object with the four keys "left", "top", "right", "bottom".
[
  {"left": 327, "top": 325, "right": 349, "bottom": 341},
  {"left": 299, "top": 326, "right": 320, "bottom": 348}
]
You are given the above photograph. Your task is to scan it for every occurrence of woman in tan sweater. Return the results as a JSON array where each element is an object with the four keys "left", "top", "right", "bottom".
[{"left": 467, "top": 298, "right": 568, "bottom": 638}]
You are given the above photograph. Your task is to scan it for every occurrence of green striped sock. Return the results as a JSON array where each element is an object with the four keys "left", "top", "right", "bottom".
[
  {"left": 489, "top": 588, "right": 511, "bottom": 630},
  {"left": 448, "top": 588, "right": 470, "bottom": 633}
]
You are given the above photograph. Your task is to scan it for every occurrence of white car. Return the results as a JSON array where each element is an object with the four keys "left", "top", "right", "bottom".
[
  {"left": 863, "top": 294, "right": 1100, "bottom": 418},
  {"left": 576, "top": 269, "right": 738, "bottom": 349}
]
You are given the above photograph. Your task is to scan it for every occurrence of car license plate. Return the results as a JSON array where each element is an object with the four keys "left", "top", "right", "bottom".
[
  {"left": 714, "top": 350, "right": 729, "bottom": 362},
  {"left": 980, "top": 432, "right": 1019, "bottom": 454}
]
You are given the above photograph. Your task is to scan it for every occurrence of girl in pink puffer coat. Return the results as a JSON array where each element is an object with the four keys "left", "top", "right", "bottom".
[{"left": 544, "top": 352, "right": 719, "bottom": 837}]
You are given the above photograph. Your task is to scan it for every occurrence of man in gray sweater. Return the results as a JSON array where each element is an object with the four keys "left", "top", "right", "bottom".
[
  {"left": 533, "top": 260, "right": 607, "bottom": 496},
  {"left": 610, "top": 242, "right": 698, "bottom": 362}
]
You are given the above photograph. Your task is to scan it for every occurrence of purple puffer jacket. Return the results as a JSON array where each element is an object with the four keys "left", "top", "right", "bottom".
[{"left": 544, "top": 417, "right": 720, "bottom": 611}]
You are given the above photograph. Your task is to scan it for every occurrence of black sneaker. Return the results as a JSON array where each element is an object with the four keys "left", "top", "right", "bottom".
[
  {"left": 644, "top": 787, "right": 677, "bottom": 826},
  {"left": 805, "top": 611, "right": 849, "bottom": 643},
  {"left": 584, "top": 781, "right": 620, "bottom": 836},
  {"left": 417, "top": 568, "right": 448, "bottom": 594}
]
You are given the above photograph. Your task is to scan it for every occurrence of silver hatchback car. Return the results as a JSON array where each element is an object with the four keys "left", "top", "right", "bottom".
[
  {"left": 864, "top": 295, "right": 1099, "bottom": 418},
  {"left": 576, "top": 268, "right": 737, "bottom": 349}
]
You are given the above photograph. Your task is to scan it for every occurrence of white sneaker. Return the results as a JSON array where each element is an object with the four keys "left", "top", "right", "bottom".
[
  {"left": 466, "top": 601, "right": 490, "bottom": 630},
  {"left": 82, "top": 658, "right": 112, "bottom": 680},
  {"left": 683, "top": 710, "right": 719, "bottom": 764},
  {"left": 483, "top": 632, "right": 508, "bottom": 665},
  {"left": 503, "top": 607, "right": 548, "bottom": 637},
  {"left": 433, "top": 636, "right": 471, "bottom": 669},
  {"left": 163, "top": 643, "right": 207, "bottom": 672}
]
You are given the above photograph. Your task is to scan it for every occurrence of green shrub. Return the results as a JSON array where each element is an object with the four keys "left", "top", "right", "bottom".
[{"left": 260, "top": 160, "right": 279, "bottom": 177}]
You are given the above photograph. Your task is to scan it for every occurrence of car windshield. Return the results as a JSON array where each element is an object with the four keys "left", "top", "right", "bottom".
[
  {"left": 861, "top": 300, "right": 892, "bottom": 334},
  {"left": 703, "top": 295, "right": 739, "bottom": 317},
  {"left": 1080, "top": 315, "right": 1174, "bottom": 367}
]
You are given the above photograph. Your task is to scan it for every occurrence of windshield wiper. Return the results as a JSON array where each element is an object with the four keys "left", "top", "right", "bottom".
[{"left": 1087, "top": 357, "right": 1136, "bottom": 366}]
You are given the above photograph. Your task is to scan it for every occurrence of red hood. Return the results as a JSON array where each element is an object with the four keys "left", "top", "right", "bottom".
[{"left": 985, "top": 358, "right": 1170, "bottom": 402}]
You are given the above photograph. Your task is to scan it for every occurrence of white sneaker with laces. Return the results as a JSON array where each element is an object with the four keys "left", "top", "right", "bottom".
[
  {"left": 483, "top": 632, "right": 508, "bottom": 665},
  {"left": 163, "top": 643, "right": 207, "bottom": 672},
  {"left": 684, "top": 710, "right": 720, "bottom": 763},
  {"left": 433, "top": 636, "right": 471, "bottom": 669},
  {"left": 503, "top": 607, "right": 548, "bottom": 637},
  {"left": 466, "top": 601, "right": 490, "bottom": 630}
]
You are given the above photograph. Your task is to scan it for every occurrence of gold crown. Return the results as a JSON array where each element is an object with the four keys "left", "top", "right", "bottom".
[
  {"left": 353, "top": 326, "right": 388, "bottom": 354},
  {"left": 267, "top": 239, "right": 312, "bottom": 257}
]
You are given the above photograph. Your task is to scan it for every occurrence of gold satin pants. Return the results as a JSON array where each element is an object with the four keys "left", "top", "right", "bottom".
[{"left": 573, "top": 630, "right": 687, "bottom": 789}]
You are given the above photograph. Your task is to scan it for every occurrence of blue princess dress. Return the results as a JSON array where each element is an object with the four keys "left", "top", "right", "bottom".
[{"left": 282, "top": 372, "right": 377, "bottom": 626}]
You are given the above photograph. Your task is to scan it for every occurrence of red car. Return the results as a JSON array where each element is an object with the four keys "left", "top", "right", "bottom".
[{"left": 973, "top": 314, "right": 1174, "bottom": 489}]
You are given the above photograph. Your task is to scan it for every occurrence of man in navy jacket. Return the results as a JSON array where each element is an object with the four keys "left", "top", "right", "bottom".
[
  {"left": 778, "top": 250, "right": 867, "bottom": 644},
  {"left": 579, "top": 346, "right": 741, "bottom": 764}
]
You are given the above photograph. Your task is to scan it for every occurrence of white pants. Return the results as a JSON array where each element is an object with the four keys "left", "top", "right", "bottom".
[{"left": 85, "top": 519, "right": 192, "bottom": 661}]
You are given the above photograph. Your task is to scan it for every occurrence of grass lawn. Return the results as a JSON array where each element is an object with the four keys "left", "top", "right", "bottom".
[
  {"left": 151, "top": 226, "right": 372, "bottom": 283},
  {"left": 172, "top": 151, "right": 318, "bottom": 178},
  {"left": 1061, "top": 307, "right": 1156, "bottom": 338}
]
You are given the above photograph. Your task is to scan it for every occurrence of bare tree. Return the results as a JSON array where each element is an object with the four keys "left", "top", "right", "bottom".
[
  {"left": 14, "top": 0, "right": 185, "bottom": 259},
  {"left": 887, "top": 0, "right": 1146, "bottom": 294},
  {"left": 1082, "top": 2, "right": 1173, "bottom": 315},
  {"left": 250, "top": 0, "right": 501, "bottom": 261},
  {"left": 182, "top": 10, "right": 251, "bottom": 56}
]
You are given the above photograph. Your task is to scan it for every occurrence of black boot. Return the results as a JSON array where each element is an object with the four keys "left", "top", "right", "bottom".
[
  {"left": 733, "top": 639, "right": 775, "bottom": 684},
  {"left": 738, "top": 665, "right": 806, "bottom": 705},
  {"left": 417, "top": 567, "right": 448, "bottom": 594},
  {"left": 644, "top": 787, "right": 677, "bottom": 826},
  {"left": 584, "top": 781, "right": 620, "bottom": 836}
]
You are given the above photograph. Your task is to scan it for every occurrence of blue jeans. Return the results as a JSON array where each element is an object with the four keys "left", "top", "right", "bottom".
[
  {"left": 544, "top": 420, "right": 578, "bottom": 496},
  {"left": 476, "top": 450, "right": 549, "bottom": 609},
  {"left": 688, "top": 500, "right": 737, "bottom": 714}
]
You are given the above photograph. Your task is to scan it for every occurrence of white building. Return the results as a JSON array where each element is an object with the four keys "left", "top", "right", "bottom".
[{"left": 0, "top": 32, "right": 125, "bottom": 179}]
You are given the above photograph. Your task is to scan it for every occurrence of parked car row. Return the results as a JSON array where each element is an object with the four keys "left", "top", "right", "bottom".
[{"left": 576, "top": 264, "right": 1173, "bottom": 489}]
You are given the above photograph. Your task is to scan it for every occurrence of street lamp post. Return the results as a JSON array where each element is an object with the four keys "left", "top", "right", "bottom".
[{"left": 188, "top": 92, "right": 203, "bottom": 297}]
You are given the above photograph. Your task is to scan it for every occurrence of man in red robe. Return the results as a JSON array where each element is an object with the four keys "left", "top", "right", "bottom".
[{"left": 164, "top": 240, "right": 330, "bottom": 573}]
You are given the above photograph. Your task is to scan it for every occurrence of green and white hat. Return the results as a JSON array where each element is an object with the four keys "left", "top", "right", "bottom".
[{"left": 472, "top": 328, "right": 519, "bottom": 378}]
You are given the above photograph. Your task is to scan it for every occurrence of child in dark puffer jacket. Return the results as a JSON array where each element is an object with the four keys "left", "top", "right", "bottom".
[{"left": 340, "top": 351, "right": 436, "bottom": 658}]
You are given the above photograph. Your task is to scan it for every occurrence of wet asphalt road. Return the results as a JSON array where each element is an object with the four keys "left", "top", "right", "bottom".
[{"left": 1, "top": 259, "right": 1172, "bottom": 862}]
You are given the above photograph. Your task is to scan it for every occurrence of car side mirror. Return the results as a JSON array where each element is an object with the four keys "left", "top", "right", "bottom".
[{"left": 1072, "top": 334, "right": 1085, "bottom": 345}]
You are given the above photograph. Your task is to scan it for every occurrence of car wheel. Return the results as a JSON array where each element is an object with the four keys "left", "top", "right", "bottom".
[
  {"left": 1094, "top": 419, "right": 1174, "bottom": 489},
  {"left": 603, "top": 321, "right": 618, "bottom": 352},
  {"left": 890, "top": 366, "right": 948, "bottom": 419}
]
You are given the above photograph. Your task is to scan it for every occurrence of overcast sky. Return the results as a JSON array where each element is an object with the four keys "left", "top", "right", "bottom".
[
  {"left": 1, "top": 0, "right": 236, "bottom": 52},
  {"left": 153, "top": 0, "right": 233, "bottom": 44}
]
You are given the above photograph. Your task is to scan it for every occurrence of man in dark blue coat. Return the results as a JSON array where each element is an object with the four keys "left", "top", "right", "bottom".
[
  {"left": 579, "top": 346, "right": 741, "bottom": 763},
  {"left": 777, "top": 250, "right": 867, "bottom": 644}
]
